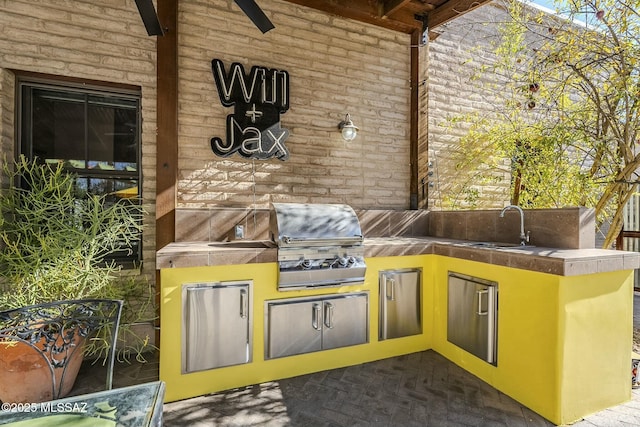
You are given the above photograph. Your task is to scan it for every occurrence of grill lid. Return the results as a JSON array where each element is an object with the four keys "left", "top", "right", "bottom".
[{"left": 270, "top": 203, "right": 363, "bottom": 247}]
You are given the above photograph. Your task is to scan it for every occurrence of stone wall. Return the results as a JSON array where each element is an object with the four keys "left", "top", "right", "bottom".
[
  {"left": 0, "top": 0, "right": 157, "bottom": 270},
  {"left": 177, "top": 0, "right": 415, "bottom": 209}
]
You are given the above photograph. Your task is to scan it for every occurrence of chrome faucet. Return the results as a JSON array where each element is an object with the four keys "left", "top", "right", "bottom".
[{"left": 499, "top": 205, "right": 530, "bottom": 245}]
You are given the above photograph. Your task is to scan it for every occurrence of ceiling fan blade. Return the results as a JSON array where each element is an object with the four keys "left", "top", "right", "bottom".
[
  {"left": 134, "top": 0, "right": 164, "bottom": 36},
  {"left": 233, "top": 0, "right": 275, "bottom": 34}
]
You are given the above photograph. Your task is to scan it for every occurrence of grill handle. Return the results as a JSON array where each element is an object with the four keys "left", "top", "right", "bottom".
[{"left": 281, "top": 236, "right": 363, "bottom": 246}]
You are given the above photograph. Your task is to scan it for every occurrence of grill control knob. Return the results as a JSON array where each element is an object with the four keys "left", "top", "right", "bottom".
[
  {"left": 301, "top": 259, "right": 313, "bottom": 269},
  {"left": 337, "top": 257, "right": 349, "bottom": 267},
  {"left": 347, "top": 256, "right": 357, "bottom": 266}
]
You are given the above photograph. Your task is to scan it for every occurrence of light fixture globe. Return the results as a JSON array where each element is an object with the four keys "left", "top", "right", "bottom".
[{"left": 338, "top": 114, "right": 359, "bottom": 141}]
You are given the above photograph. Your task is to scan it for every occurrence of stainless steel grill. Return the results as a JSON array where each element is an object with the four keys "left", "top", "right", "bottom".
[{"left": 270, "top": 203, "right": 366, "bottom": 291}]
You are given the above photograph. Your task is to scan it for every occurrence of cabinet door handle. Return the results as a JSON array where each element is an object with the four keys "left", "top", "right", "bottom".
[
  {"left": 312, "top": 303, "right": 322, "bottom": 330},
  {"left": 324, "top": 302, "right": 334, "bottom": 329},
  {"left": 387, "top": 278, "right": 396, "bottom": 301},
  {"left": 477, "top": 289, "right": 488, "bottom": 315},
  {"left": 240, "top": 289, "right": 248, "bottom": 319}
]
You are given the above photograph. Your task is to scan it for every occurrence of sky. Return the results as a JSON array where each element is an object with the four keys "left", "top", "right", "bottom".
[
  {"left": 528, "top": 0, "right": 594, "bottom": 26},
  {"left": 532, "top": 0, "right": 557, "bottom": 12}
]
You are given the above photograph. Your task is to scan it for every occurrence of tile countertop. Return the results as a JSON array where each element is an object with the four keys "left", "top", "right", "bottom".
[{"left": 155, "top": 237, "right": 640, "bottom": 277}]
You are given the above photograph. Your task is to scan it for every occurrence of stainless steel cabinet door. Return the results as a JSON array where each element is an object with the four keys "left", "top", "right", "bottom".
[
  {"left": 379, "top": 269, "right": 422, "bottom": 340},
  {"left": 266, "top": 299, "right": 323, "bottom": 359},
  {"left": 183, "top": 282, "right": 251, "bottom": 373},
  {"left": 447, "top": 273, "right": 497, "bottom": 365},
  {"left": 322, "top": 293, "right": 369, "bottom": 350}
]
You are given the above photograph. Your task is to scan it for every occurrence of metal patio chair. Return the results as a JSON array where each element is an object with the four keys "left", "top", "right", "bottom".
[{"left": 0, "top": 299, "right": 123, "bottom": 402}]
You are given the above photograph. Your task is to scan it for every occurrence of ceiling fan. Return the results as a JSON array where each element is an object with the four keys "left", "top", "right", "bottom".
[
  {"left": 134, "top": 0, "right": 164, "bottom": 36},
  {"left": 233, "top": 0, "right": 275, "bottom": 34},
  {"left": 134, "top": 0, "right": 274, "bottom": 36}
]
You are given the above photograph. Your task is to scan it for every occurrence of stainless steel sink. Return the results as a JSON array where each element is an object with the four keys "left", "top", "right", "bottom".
[
  {"left": 208, "top": 240, "right": 276, "bottom": 249},
  {"left": 460, "top": 242, "right": 504, "bottom": 248},
  {"left": 458, "top": 242, "right": 535, "bottom": 250},
  {"left": 495, "top": 244, "right": 536, "bottom": 250}
]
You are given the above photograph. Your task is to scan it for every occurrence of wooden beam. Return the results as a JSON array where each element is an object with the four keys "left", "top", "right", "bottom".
[
  {"left": 156, "top": 0, "right": 178, "bottom": 251},
  {"left": 427, "top": 0, "right": 490, "bottom": 30},
  {"left": 409, "top": 29, "right": 420, "bottom": 209},
  {"left": 379, "top": 0, "right": 412, "bottom": 18},
  {"left": 282, "top": 0, "right": 422, "bottom": 33}
]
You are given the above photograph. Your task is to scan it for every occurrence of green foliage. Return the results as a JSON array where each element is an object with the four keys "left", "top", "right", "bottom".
[
  {"left": 0, "top": 156, "right": 154, "bottom": 360},
  {"left": 449, "top": 0, "right": 640, "bottom": 247}
]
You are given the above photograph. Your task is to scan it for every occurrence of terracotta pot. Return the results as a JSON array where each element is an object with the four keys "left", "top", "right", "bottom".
[{"left": 0, "top": 333, "right": 85, "bottom": 403}]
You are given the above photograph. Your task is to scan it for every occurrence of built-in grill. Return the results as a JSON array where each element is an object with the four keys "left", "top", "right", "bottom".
[{"left": 270, "top": 203, "right": 366, "bottom": 291}]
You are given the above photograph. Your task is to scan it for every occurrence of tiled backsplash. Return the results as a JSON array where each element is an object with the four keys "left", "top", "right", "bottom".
[
  {"left": 355, "top": 209, "right": 430, "bottom": 237},
  {"left": 175, "top": 208, "right": 431, "bottom": 242},
  {"left": 175, "top": 208, "right": 271, "bottom": 242},
  {"left": 428, "top": 207, "right": 595, "bottom": 249},
  {"left": 175, "top": 206, "right": 594, "bottom": 249}
]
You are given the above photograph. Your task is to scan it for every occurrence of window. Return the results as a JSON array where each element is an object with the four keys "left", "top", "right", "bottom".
[{"left": 18, "top": 76, "right": 142, "bottom": 265}]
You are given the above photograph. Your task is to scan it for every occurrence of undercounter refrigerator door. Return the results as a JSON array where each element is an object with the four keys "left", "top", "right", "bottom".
[
  {"left": 182, "top": 282, "right": 252, "bottom": 373},
  {"left": 266, "top": 299, "right": 323, "bottom": 359},
  {"left": 379, "top": 269, "right": 422, "bottom": 340},
  {"left": 447, "top": 273, "right": 498, "bottom": 365}
]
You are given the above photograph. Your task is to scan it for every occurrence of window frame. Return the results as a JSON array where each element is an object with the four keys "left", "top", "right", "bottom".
[{"left": 15, "top": 73, "right": 143, "bottom": 267}]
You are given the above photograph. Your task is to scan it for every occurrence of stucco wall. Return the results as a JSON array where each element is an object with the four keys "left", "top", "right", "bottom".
[
  {"left": 177, "top": 0, "right": 413, "bottom": 209},
  {"left": 0, "top": 0, "right": 158, "bottom": 272}
]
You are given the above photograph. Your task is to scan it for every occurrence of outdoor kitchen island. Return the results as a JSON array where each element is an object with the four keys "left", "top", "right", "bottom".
[{"left": 157, "top": 233, "right": 639, "bottom": 425}]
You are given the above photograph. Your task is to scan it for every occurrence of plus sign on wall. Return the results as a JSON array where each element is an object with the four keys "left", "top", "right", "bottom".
[{"left": 210, "top": 59, "right": 291, "bottom": 161}]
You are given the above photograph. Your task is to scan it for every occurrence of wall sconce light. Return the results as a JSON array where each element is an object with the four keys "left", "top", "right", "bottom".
[{"left": 338, "top": 114, "right": 359, "bottom": 141}]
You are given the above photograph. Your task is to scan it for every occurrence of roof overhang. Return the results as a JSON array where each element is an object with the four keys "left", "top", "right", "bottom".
[{"left": 281, "top": 0, "right": 493, "bottom": 35}]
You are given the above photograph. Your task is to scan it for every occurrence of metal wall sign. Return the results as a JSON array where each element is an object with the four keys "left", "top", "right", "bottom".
[{"left": 210, "top": 59, "right": 290, "bottom": 161}]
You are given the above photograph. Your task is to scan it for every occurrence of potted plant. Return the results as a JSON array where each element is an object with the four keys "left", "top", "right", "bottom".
[{"left": 0, "top": 156, "right": 153, "bottom": 403}]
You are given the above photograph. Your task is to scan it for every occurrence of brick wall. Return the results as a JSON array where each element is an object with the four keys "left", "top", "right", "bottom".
[
  {"left": 177, "top": 0, "right": 413, "bottom": 209},
  {"left": 0, "top": 0, "right": 505, "bottom": 249},
  {"left": 0, "top": 0, "right": 158, "bottom": 272},
  {"left": 426, "top": 2, "right": 512, "bottom": 210}
]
